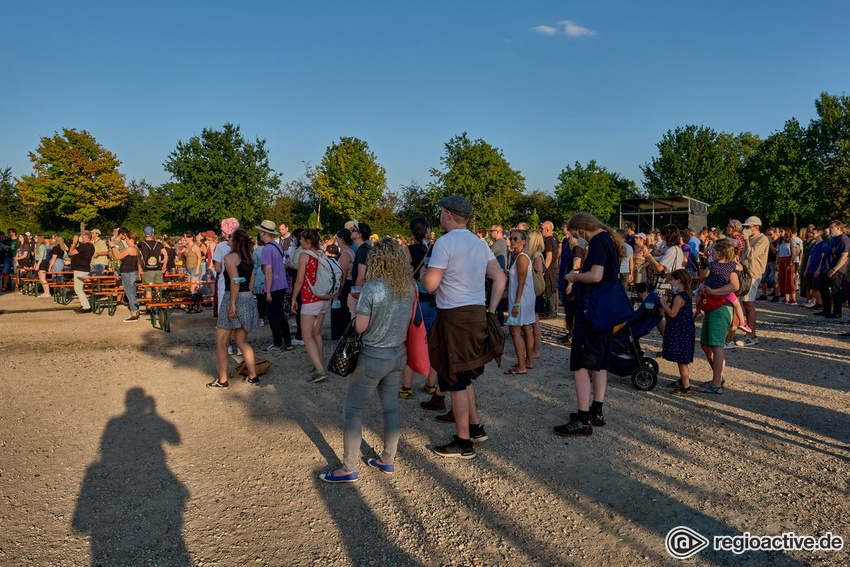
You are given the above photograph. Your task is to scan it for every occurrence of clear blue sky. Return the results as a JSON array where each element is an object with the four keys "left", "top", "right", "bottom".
[{"left": 2, "top": 1, "right": 848, "bottom": 194}]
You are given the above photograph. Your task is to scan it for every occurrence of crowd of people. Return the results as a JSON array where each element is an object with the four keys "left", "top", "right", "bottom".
[{"left": 2, "top": 205, "right": 849, "bottom": 480}]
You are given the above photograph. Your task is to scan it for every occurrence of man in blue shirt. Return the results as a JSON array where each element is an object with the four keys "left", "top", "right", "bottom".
[
  {"left": 816, "top": 222, "right": 849, "bottom": 319},
  {"left": 257, "top": 220, "right": 293, "bottom": 351}
]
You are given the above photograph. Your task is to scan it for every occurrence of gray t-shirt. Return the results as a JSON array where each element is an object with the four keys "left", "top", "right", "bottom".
[
  {"left": 356, "top": 278, "right": 415, "bottom": 349},
  {"left": 490, "top": 238, "right": 508, "bottom": 270}
]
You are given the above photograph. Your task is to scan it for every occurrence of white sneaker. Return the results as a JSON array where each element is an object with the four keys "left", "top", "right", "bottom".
[
  {"left": 227, "top": 346, "right": 243, "bottom": 356},
  {"left": 38, "top": 293, "right": 51, "bottom": 298},
  {"left": 723, "top": 341, "right": 736, "bottom": 349},
  {"left": 291, "top": 339, "right": 305, "bottom": 346}
]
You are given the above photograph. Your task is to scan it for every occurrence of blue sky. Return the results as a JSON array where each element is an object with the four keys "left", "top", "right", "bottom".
[{"left": 2, "top": 1, "right": 849, "bottom": 194}]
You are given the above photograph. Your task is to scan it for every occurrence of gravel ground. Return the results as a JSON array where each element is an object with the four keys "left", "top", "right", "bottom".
[{"left": 1, "top": 291, "right": 848, "bottom": 566}]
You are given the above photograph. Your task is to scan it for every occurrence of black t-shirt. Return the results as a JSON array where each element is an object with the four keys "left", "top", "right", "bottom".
[
  {"left": 768, "top": 238, "right": 778, "bottom": 262},
  {"left": 544, "top": 235, "right": 559, "bottom": 273},
  {"left": 576, "top": 232, "right": 619, "bottom": 303},
  {"left": 165, "top": 246, "right": 176, "bottom": 271},
  {"left": 49, "top": 245, "right": 64, "bottom": 265},
  {"left": 70, "top": 242, "right": 95, "bottom": 271},
  {"left": 351, "top": 242, "right": 372, "bottom": 284},
  {"left": 139, "top": 240, "right": 164, "bottom": 271}
]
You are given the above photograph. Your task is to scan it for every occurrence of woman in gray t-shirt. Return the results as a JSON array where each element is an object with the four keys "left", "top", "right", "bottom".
[{"left": 319, "top": 238, "right": 415, "bottom": 483}]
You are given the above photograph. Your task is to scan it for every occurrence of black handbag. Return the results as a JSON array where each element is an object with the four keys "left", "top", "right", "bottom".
[{"left": 328, "top": 320, "right": 361, "bottom": 377}]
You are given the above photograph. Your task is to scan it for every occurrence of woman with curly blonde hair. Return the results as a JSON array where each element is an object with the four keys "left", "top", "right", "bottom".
[{"left": 321, "top": 238, "right": 415, "bottom": 483}]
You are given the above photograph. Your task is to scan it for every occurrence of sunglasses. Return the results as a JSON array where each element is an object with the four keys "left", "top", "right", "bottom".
[{"left": 510, "top": 236, "right": 523, "bottom": 241}]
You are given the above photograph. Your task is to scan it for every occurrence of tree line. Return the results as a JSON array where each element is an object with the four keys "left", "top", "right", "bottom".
[{"left": 2, "top": 92, "right": 847, "bottom": 237}]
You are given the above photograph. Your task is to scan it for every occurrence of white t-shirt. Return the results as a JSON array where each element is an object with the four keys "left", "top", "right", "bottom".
[
  {"left": 213, "top": 241, "right": 231, "bottom": 305},
  {"left": 429, "top": 228, "right": 496, "bottom": 309}
]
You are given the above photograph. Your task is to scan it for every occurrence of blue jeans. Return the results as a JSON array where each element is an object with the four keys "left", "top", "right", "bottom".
[
  {"left": 343, "top": 344, "right": 407, "bottom": 472},
  {"left": 121, "top": 271, "right": 139, "bottom": 313},
  {"left": 91, "top": 264, "right": 107, "bottom": 275}
]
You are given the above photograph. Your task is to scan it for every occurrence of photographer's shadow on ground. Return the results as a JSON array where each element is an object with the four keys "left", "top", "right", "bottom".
[{"left": 72, "top": 387, "right": 190, "bottom": 566}]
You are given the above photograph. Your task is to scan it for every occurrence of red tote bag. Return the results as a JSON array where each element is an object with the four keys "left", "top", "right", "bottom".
[{"left": 406, "top": 293, "right": 430, "bottom": 376}]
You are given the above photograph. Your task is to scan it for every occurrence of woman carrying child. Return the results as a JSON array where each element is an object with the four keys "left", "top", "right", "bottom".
[
  {"left": 693, "top": 242, "right": 752, "bottom": 334},
  {"left": 695, "top": 240, "right": 741, "bottom": 394},
  {"left": 660, "top": 269, "right": 695, "bottom": 397}
]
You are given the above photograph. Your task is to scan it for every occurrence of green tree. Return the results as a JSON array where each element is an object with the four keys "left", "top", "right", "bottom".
[
  {"left": 163, "top": 123, "right": 280, "bottom": 228},
  {"left": 0, "top": 167, "right": 29, "bottom": 230},
  {"left": 312, "top": 137, "right": 387, "bottom": 220},
  {"left": 18, "top": 128, "right": 128, "bottom": 229},
  {"left": 554, "top": 160, "right": 639, "bottom": 225},
  {"left": 641, "top": 126, "right": 745, "bottom": 207},
  {"left": 428, "top": 132, "right": 525, "bottom": 229},
  {"left": 120, "top": 180, "right": 176, "bottom": 235},
  {"left": 809, "top": 92, "right": 850, "bottom": 221},
  {"left": 740, "top": 119, "right": 821, "bottom": 226},
  {"left": 509, "top": 189, "right": 561, "bottom": 228},
  {"left": 265, "top": 176, "right": 318, "bottom": 230}
]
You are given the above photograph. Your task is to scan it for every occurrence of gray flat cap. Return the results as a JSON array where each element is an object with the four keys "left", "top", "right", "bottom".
[{"left": 437, "top": 195, "right": 473, "bottom": 217}]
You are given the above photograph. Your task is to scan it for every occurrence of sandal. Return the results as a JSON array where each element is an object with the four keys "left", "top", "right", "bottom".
[
  {"left": 669, "top": 379, "right": 683, "bottom": 388},
  {"left": 695, "top": 383, "right": 723, "bottom": 394},
  {"left": 671, "top": 387, "right": 692, "bottom": 397},
  {"left": 697, "top": 379, "right": 726, "bottom": 388},
  {"left": 504, "top": 366, "right": 527, "bottom": 375}
]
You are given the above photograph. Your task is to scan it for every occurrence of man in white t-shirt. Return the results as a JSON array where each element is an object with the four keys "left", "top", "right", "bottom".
[{"left": 420, "top": 195, "right": 506, "bottom": 460}]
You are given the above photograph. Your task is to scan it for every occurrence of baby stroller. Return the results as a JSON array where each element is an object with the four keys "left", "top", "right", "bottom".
[{"left": 608, "top": 292, "right": 664, "bottom": 391}]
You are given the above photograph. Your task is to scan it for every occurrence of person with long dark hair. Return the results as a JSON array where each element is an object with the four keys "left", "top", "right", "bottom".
[
  {"left": 291, "top": 228, "right": 331, "bottom": 382},
  {"left": 554, "top": 212, "right": 625, "bottom": 437},
  {"left": 400, "top": 217, "right": 438, "bottom": 399},
  {"left": 208, "top": 228, "right": 260, "bottom": 389},
  {"left": 330, "top": 228, "right": 355, "bottom": 340}
]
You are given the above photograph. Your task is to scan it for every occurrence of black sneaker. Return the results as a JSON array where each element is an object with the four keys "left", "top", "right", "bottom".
[
  {"left": 76, "top": 308, "right": 92, "bottom": 314},
  {"left": 569, "top": 412, "right": 605, "bottom": 427},
  {"left": 771, "top": 296, "right": 780, "bottom": 303},
  {"left": 206, "top": 379, "right": 229, "bottom": 389},
  {"left": 756, "top": 294, "right": 767, "bottom": 301},
  {"left": 123, "top": 315, "right": 140, "bottom": 322},
  {"left": 433, "top": 436, "right": 475, "bottom": 459},
  {"left": 243, "top": 375, "right": 260, "bottom": 385},
  {"left": 470, "top": 424, "right": 488, "bottom": 443},
  {"left": 553, "top": 419, "right": 592, "bottom": 437}
]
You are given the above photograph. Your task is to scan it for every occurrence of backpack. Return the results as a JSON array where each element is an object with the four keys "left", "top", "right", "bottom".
[
  {"left": 737, "top": 264, "right": 753, "bottom": 298},
  {"left": 305, "top": 250, "right": 343, "bottom": 299}
]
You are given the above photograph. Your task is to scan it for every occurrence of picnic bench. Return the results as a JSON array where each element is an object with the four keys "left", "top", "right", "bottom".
[
  {"left": 80, "top": 275, "right": 122, "bottom": 315},
  {"left": 137, "top": 282, "right": 215, "bottom": 332}
]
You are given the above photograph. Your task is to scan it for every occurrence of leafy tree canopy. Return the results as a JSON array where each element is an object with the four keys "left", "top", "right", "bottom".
[
  {"left": 554, "top": 160, "right": 639, "bottom": 226},
  {"left": 809, "top": 92, "right": 850, "bottom": 221},
  {"left": 428, "top": 133, "right": 525, "bottom": 229},
  {"left": 740, "top": 119, "right": 821, "bottom": 226},
  {"left": 163, "top": 123, "right": 280, "bottom": 229},
  {"left": 312, "top": 136, "right": 387, "bottom": 220},
  {"left": 0, "top": 167, "right": 29, "bottom": 230},
  {"left": 641, "top": 125, "right": 749, "bottom": 208},
  {"left": 18, "top": 128, "right": 128, "bottom": 227}
]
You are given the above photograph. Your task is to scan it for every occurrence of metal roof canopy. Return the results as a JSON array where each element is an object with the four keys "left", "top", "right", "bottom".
[{"left": 618, "top": 195, "right": 709, "bottom": 232}]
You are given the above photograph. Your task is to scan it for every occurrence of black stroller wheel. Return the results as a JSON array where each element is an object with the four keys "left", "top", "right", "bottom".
[
  {"left": 643, "top": 357, "right": 659, "bottom": 374},
  {"left": 631, "top": 365, "right": 658, "bottom": 391}
]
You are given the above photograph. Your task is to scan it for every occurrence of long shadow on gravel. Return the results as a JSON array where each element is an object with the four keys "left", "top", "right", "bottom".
[{"left": 72, "top": 387, "right": 191, "bottom": 567}]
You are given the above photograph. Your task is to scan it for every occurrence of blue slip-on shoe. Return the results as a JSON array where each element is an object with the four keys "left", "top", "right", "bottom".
[
  {"left": 366, "top": 458, "right": 395, "bottom": 474},
  {"left": 318, "top": 471, "right": 359, "bottom": 483}
]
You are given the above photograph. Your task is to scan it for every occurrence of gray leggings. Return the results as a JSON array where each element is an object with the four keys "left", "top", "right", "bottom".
[{"left": 343, "top": 344, "right": 407, "bottom": 472}]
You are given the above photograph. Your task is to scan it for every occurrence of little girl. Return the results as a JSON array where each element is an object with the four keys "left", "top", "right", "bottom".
[
  {"left": 693, "top": 241, "right": 752, "bottom": 333},
  {"left": 660, "top": 269, "right": 696, "bottom": 397}
]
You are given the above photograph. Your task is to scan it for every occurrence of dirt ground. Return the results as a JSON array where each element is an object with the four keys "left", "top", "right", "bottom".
[{"left": 1, "top": 290, "right": 848, "bottom": 567}]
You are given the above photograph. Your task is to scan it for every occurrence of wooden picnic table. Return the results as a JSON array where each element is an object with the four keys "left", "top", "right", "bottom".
[
  {"left": 79, "top": 274, "right": 122, "bottom": 315},
  {"left": 137, "top": 282, "right": 214, "bottom": 332}
]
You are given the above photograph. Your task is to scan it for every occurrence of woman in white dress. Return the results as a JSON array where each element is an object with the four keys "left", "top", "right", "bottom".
[{"left": 505, "top": 229, "right": 536, "bottom": 374}]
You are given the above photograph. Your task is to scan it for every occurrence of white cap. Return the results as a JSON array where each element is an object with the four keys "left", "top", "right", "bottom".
[{"left": 743, "top": 216, "right": 762, "bottom": 227}]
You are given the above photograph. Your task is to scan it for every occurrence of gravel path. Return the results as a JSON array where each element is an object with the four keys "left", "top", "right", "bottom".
[{"left": 1, "top": 291, "right": 848, "bottom": 566}]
